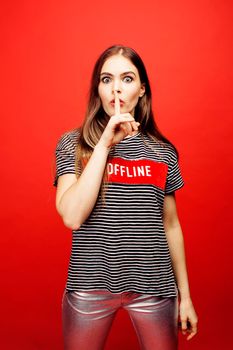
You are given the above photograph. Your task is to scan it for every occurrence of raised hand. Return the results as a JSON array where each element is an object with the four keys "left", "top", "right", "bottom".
[{"left": 97, "top": 91, "right": 140, "bottom": 149}]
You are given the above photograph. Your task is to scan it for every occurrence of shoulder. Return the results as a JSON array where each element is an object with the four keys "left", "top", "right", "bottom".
[
  {"left": 142, "top": 133, "right": 178, "bottom": 163},
  {"left": 56, "top": 127, "right": 81, "bottom": 151}
]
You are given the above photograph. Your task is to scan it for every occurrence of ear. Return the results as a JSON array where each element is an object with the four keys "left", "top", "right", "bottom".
[{"left": 139, "top": 83, "right": 146, "bottom": 97}]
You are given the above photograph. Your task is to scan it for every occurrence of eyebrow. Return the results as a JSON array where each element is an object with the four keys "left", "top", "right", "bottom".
[{"left": 100, "top": 71, "right": 136, "bottom": 77}]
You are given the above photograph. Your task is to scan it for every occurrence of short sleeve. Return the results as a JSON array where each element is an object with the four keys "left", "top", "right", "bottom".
[
  {"left": 53, "top": 132, "right": 77, "bottom": 187},
  {"left": 165, "top": 149, "right": 185, "bottom": 194}
]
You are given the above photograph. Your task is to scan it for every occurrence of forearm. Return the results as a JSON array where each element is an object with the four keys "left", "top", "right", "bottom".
[
  {"left": 165, "top": 223, "right": 191, "bottom": 300},
  {"left": 58, "top": 144, "right": 110, "bottom": 229}
]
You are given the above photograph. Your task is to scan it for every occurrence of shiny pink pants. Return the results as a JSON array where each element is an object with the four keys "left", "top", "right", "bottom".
[{"left": 62, "top": 289, "right": 178, "bottom": 350}]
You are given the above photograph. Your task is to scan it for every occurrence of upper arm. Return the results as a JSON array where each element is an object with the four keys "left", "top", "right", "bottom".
[
  {"left": 163, "top": 193, "right": 180, "bottom": 231},
  {"left": 163, "top": 146, "right": 184, "bottom": 230},
  {"left": 53, "top": 131, "right": 79, "bottom": 214},
  {"left": 55, "top": 174, "right": 78, "bottom": 214},
  {"left": 165, "top": 147, "right": 184, "bottom": 194}
]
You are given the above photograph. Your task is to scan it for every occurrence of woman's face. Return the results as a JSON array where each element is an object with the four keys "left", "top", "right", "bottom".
[{"left": 98, "top": 54, "right": 145, "bottom": 118}]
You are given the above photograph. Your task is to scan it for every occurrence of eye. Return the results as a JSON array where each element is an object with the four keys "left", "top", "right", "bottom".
[
  {"left": 100, "top": 75, "right": 134, "bottom": 84},
  {"left": 123, "top": 76, "right": 133, "bottom": 83},
  {"left": 101, "top": 76, "right": 111, "bottom": 84}
]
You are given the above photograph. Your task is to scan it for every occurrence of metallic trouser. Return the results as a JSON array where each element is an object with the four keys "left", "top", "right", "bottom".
[{"left": 62, "top": 289, "right": 178, "bottom": 350}]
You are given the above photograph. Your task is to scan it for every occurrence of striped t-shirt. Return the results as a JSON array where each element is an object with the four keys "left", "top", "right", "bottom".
[{"left": 53, "top": 128, "right": 185, "bottom": 297}]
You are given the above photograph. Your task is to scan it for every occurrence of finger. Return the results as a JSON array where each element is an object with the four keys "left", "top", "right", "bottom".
[
  {"left": 187, "top": 333, "right": 194, "bottom": 341},
  {"left": 187, "top": 322, "right": 198, "bottom": 340},
  {"left": 114, "top": 112, "right": 135, "bottom": 119},
  {"left": 130, "top": 121, "right": 140, "bottom": 131},
  {"left": 184, "top": 319, "right": 198, "bottom": 340},
  {"left": 187, "top": 329, "right": 198, "bottom": 341},
  {"left": 110, "top": 115, "right": 135, "bottom": 126},
  {"left": 114, "top": 90, "right": 121, "bottom": 116},
  {"left": 119, "top": 123, "right": 129, "bottom": 136},
  {"left": 181, "top": 320, "right": 187, "bottom": 334},
  {"left": 122, "top": 121, "right": 133, "bottom": 135}
]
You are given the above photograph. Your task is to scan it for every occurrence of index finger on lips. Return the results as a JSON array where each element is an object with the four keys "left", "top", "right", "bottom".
[{"left": 114, "top": 90, "right": 121, "bottom": 116}]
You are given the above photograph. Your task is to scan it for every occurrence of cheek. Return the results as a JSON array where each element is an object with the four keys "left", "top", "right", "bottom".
[
  {"left": 128, "top": 88, "right": 140, "bottom": 104},
  {"left": 128, "top": 84, "right": 141, "bottom": 97},
  {"left": 98, "top": 86, "right": 108, "bottom": 104}
]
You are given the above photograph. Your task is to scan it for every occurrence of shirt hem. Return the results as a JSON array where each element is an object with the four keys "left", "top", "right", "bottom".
[{"left": 65, "top": 285, "right": 178, "bottom": 298}]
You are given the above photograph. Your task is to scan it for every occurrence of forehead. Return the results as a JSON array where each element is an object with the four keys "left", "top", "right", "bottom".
[{"left": 100, "top": 54, "right": 138, "bottom": 75}]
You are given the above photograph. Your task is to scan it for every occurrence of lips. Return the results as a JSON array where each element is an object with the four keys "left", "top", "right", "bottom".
[{"left": 110, "top": 99, "right": 124, "bottom": 103}]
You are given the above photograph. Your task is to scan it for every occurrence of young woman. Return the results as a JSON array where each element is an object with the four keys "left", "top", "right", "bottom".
[{"left": 53, "top": 45, "right": 198, "bottom": 350}]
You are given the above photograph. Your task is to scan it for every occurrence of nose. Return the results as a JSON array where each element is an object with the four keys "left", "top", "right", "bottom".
[{"left": 112, "top": 79, "right": 122, "bottom": 94}]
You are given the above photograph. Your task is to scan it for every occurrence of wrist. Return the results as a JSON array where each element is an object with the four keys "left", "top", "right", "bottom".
[
  {"left": 179, "top": 293, "right": 192, "bottom": 302},
  {"left": 178, "top": 288, "right": 191, "bottom": 301},
  {"left": 94, "top": 142, "right": 111, "bottom": 153}
]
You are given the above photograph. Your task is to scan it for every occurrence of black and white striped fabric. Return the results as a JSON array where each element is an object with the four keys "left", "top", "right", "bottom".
[{"left": 53, "top": 128, "right": 185, "bottom": 297}]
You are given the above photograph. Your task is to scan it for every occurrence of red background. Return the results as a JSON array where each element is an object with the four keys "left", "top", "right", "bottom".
[{"left": 1, "top": 0, "right": 232, "bottom": 349}]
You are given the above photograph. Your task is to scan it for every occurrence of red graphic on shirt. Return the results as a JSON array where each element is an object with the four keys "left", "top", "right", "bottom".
[{"left": 107, "top": 157, "right": 168, "bottom": 190}]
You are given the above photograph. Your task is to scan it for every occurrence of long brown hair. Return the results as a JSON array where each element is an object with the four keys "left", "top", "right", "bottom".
[{"left": 75, "top": 44, "right": 179, "bottom": 190}]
